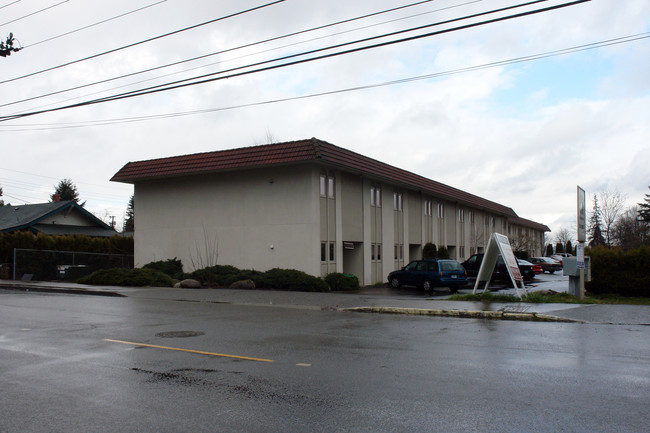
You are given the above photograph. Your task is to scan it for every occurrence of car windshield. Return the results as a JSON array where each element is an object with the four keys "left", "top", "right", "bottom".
[{"left": 440, "top": 260, "right": 463, "bottom": 271}]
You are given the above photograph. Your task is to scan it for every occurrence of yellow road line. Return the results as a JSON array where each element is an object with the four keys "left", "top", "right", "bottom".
[{"left": 104, "top": 339, "right": 274, "bottom": 363}]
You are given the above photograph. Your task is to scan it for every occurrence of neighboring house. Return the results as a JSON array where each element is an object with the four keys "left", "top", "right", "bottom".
[
  {"left": 111, "top": 138, "right": 550, "bottom": 285},
  {"left": 0, "top": 200, "right": 117, "bottom": 237}
]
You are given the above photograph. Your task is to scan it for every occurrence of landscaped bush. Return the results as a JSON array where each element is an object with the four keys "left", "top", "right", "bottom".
[
  {"left": 256, "top": 268, "right": 330, "bottom": 292},
  {"left": 586, "top": 246, "right": 650, "bottom": 297},
  {"left": 143, "top": 258, "right": 184, "bottom": 280},
  {"left": 325, "top": 272, "right": 359, "bottom": 291},
  {"left": 77, "top": 268, "right": 174, "bottom": 287},
  {"left": 189, "top": 265, "right": 330, "bottom": 292}
]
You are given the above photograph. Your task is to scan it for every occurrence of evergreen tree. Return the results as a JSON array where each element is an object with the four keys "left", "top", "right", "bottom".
[
  {"left": 545, "top": 243, "right": 554, "bottom": 256},
  {"left": 123, "top": 195, "right": 134, "bottom": 232},
  {"left": 51, "top": 178, "right": 85, "bottom": 206},
  {"left": 638, "top": 186, "right": 650, "bottom": 223},
  {"left": 0, "top": 185, "right": 4, "bottom": 206},
  {"left": 555, "top": 242, "right": 564, "bottom": 254},
  {"left": 588, "top": 194, "right": 606, "bottom": 247},
  {"left": 565, "top": 240, "right": 573, "bottom": 255}
]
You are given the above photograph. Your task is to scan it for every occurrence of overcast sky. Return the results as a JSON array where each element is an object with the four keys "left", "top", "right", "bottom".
[{"left": 1, "top": 0, "right": 648, "bottom": 238}]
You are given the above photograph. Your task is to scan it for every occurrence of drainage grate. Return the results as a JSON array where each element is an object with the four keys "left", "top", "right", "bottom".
[{"left": 155, "top": 331, "right": 205, "bottom": 338}]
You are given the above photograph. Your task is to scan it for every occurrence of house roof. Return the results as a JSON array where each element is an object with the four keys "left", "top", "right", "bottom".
[
  {"left": 0, "top": 200, "right": 116, "bottom": 236},
  {"left": 111, "top": 138, "right": 550, "bottom": 231}
]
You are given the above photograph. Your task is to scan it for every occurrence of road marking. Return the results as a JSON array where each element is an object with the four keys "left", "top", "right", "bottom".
[
  {"left": 104, "top": 339, "right": 274, "bottom": 363},
  {"left": 296, "top": 363, "right": 311, "bottom": 367}
]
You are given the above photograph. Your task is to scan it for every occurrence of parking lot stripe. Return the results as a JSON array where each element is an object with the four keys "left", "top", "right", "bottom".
[{"left": 104, "top": 339, "right": 274, "bottom": 363}]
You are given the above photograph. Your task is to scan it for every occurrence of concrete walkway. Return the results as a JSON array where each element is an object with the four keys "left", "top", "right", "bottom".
[{"left": 1, "top": 278, "right": 648, "bottom": 326}]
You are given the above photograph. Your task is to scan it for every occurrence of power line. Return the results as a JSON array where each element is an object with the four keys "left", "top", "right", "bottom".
[
  {"left": 5, "top": 29, "right": 639, "bottom": 132},
  {"left": 26, "top": 0, "right": 168, "bottom": 48},
  {"left": 0, "top": 0, "right": 446, "bottom": 109},
  {"left": 0, "top": 1, "right": 22, "bottom": 11},
  {"left": 0, "top": 0, "right": 286, "bottom": 85},
  {"left": 0, "top": 0, "right": 592, "bottom": 122},
  {"left": 0, "top": 0, "right": 69, "bottom": 27}
]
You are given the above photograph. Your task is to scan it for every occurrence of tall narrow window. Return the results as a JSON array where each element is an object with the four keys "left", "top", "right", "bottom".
[
  {"left": 438, "top": 203, "right": 445, "bottom": 218},
  {"left": 319, "top": 174, "right": 326, "bottom": 197},
  {"left": 371, "top": 244, "right": 376, "bottom": 260},
  {"left": 459, "top": 209, "right": 465, "bottom": 223},
  {"left": 370, "top": 186, "right": 376, "bottom": 206},
  {"left": 377, "top": 244, "right": 382, "bottom": 261},
  {"left": 327, "top": 175, "right": 335, "bottom": 198},
  {"left": 329, "top": 242, "right": 335, "bottom": 261},
  {"left": 321, "top": 242, "right": 326, "bottom": 262},
  {"left": 376, "top": 187, "right": 382, "bottom": 207}
]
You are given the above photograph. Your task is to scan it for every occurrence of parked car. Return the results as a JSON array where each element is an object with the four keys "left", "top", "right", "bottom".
[
  {"left": 461, "top": 254, "right": 536, "bottom": 283},
  {"left": 529, "top": 257, "right": 562, "bottom": 274},
  {"left": 549, "top": 254, "right": 571, "bottom": 265},
  {"left": 387, "top": 259, "right": 468, "bottom": 292},
  {"left": 519, "top": 259, "right": 541, "bottom": 277}
]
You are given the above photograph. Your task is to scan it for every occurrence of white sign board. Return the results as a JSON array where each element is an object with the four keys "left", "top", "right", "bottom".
[
  {"left": 473, "top": 233, "right": 527, "bottom": 298},
  {"left": 577, "top": 186, "right": 586, "bottom": 243},
  {"left": 576, "top": 243, "right": 585, "bottom": 269}
]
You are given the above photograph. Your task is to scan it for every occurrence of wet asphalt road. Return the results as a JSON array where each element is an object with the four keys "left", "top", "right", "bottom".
[{"left": 1, "top": 289, "right": 649, "bottom": 433}]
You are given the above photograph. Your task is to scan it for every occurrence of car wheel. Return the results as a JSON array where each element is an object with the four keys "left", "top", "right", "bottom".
[
  {"left": 422, "top": 279, "right": 433, "bottom": 292},
  {"left": 549, "top": 270, "right": 555, "bottom": 274},
  {"left": 390, "top": 277, "right": 400, "bottom": 288}
]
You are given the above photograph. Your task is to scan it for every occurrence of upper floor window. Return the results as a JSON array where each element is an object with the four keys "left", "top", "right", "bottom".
[
  {"left": 371, "top": 186, "right": 381, "bottom": 207},
  {"left": 393, "top": 192, "right": 402, "bottom": 211},
  {"left": 327, "top": 175, "right": 335, "bottom": 198},
  {"left": 424, "top": 200, "right": 432, "bottom": 216},
  {"left": 320, "top": 174, "right": 326, "bottom": 197},
  {"left": 469, "top": 211, "right": 475, "bottom": 224},
  {"left": 438, "top": 203, "right": 445, "bottom": 218},
  {"left": 459, "top": 209, "right": 465, "bottom": 223}
]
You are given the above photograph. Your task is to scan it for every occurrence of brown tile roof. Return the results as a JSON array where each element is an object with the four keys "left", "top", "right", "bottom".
[{"left": 111, "top": 138, "right": 549, "bottom": 230}]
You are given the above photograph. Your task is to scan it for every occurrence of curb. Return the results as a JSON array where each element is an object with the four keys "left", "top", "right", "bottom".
[
  {"left": 0, "top": 284, "right": 125, "bottom": 298},
  {"left": 343, "top": 306, "right": 584, "bottom": 323}
]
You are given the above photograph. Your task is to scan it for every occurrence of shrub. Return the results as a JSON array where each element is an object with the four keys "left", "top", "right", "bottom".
[
  {"left": 586, "top": 246, "right": 650, "bottom": 297},
  {"left": 143, "top": 258, "right": 184, "bottom": 280},
  {"left": 190, "top": 264, "right": 248, "bottom": 287},
  {"left": 257, "top": 268, "right": 330, "bottom": 292},
  {"left": 437, "top": 246, "right": 450, "bottom": 259},
  {"left": 423, "top": 243, "right": 437, "bottom": 259},
  {"left": 325, "top": 273, "right": 359, "bottom": 291},
  {"left": 77, "top": 268, "right": 174, "bottom": 287}
]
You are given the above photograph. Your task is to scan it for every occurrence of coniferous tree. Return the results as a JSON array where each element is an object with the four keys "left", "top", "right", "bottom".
[
  {"left": 638, "top": 186, "right": 650, "bottom": 223},
  {"left": 123, "top": 195, "right": 134, "bottom": 232},
  {"left": 588, "top": 194, "right": 606, "bottom": 247},
  {"left": 51, "top": 178, "right": 85, "bottom": 207}
]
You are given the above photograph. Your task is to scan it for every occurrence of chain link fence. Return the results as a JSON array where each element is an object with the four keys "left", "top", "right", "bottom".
[{"left": 11, "top": 249, "right": 134, "bottom": 281}]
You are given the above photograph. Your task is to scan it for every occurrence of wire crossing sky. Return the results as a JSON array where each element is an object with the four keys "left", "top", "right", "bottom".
[{"left": 0, "top": 0, "right": 648, "bottom": 235}]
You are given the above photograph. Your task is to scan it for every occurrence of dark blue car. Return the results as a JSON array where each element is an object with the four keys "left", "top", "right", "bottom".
[{"left": 387, "top": 259, "right": 468, "bottom": 292}]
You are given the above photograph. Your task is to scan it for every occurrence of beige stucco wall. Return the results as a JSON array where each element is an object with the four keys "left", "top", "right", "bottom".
[{"left": 134, "top": 165, "right": 320, "bottom": 274}]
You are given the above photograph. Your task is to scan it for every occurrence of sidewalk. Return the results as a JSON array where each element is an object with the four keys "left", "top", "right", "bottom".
[{"left": 1, "top": 279, "right": 648, "bottom": 326}]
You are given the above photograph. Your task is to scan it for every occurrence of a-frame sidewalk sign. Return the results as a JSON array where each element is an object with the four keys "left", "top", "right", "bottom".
[{"left": 472, "top": 233, "right": 528, "bottom": 298}]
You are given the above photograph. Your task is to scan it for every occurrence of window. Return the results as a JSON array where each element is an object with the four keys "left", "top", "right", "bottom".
[
  {"left": 394, "top": 245, "right": 398, "bottom": 260},
  {"left": 459, "top": 209, "right": 465, "bottom": 223},
  {"left": 469, "top": 211, "right": 475, "bottom": 224},
  {"left": 393, "top": 192, "right": 402, "bottom": 211},
  {"left": 371, "top": 244, "right": 375, "bottom": 260},
  {"left": 459, "top": 246, "right": 465, "bottom": 258},
  {"left": 424, "top": 200, "right": 432, "bottom": 216},
  {"left": 319, "top": 175, "right": 326, "bottom": 197},
  {"left": 329, "top": 242, "right": 335, "bottom": 261},
  {"left": 438, "top": 203, "right": 445, "bottom": 218},
  {"left": 377, "top": 244, "right": 382, "bottom": 261},
  {"left": 328, "top": 176, "right": 335, "bottom": 198},
  {"left": 371, "top": 243, "right": 382, "bottom": 261},
  {"left": 321, "top": 242, "right": 326, "bottom": 261},
  {"left": 370, "top": 186, "right": 382, "bottom": 207}
]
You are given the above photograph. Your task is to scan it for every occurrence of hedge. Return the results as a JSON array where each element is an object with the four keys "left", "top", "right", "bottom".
[
  {"left": 586, "top": 246, "right": 650, "bottom": 297},
  {"left": 77, "top": 268, "right": 174, "bottom": 287},
  {"left": 189, "top": 265, "right": 330, "bottom": 292}
]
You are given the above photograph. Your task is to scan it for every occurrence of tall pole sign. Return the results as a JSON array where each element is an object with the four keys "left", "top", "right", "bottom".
[{"left": 576, "top": 186, "right": 586, "bottom": 299}]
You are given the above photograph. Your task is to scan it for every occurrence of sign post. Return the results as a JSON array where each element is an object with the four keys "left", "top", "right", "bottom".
[{"left": 575, "top": 186, "right": 586, "bottom": 299}]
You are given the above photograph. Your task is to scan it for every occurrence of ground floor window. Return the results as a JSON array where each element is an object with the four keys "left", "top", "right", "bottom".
[{"left": 372, "top": 243, "right": 382, "bottom": 261}]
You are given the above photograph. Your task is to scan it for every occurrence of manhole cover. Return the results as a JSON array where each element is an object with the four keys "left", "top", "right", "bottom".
[{"left": 155, "top": 331, "right": 205, "bottom": 338}]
